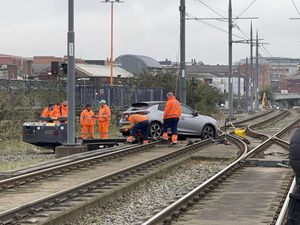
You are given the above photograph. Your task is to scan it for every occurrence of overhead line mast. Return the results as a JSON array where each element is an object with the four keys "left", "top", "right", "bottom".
[{"left": 187, "top": 0, "right": 257, "bottom": 119}]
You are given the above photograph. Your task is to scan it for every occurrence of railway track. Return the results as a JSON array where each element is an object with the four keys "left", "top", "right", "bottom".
[
  {"left": 142, "top": 113, "right": 299, "bottom": 225},
  {"left": 0, "top": 137, "right": 244, "bottom": 225},
  {"left": 0, "top": 109, "right": 281, "bottom": 187},
  {"left": 0, "top": 109, "right": 292, "bottom": 225}
]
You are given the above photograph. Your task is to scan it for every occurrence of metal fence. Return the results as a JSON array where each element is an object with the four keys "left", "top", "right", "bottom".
[
  {"left": 77, "top": 85, "right": 166, "bottom": 107},
  {"left": 0, "top": 79, "right": 166, "bottom": 108}
]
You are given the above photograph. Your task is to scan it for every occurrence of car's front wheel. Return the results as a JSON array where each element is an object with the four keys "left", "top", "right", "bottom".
[
  {"left": 148, "top": 122, "right": 162, "bottom": 138},
  {"left": 201, "top": 125, "right": 215, "bottom": 139}
]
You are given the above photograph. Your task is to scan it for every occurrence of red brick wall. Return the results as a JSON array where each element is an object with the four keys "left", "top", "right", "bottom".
[{"left": 240, "top": 63, "right": 271, "bottom": 89}]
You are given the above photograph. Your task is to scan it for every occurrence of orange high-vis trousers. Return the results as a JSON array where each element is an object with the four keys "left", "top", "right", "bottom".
[
  {"left": 99, "top": 120, "right": 110, "bottom": 139},
  {"left": 81, "top": 125, "right": 94, "bottom": 139}
]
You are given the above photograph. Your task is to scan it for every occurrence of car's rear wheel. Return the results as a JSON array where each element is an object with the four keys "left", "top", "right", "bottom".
[
  {"left": 149, "top": 122, "right": 162, "bottom": 138},
  {"left": 201, "top": 125, "right": 215, "bottom": 139}
]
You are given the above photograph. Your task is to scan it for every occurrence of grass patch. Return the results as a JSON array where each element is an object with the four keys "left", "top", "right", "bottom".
[
  {"left": 0, "top": 140, "right": 54, "bottom": 172},
  {"left": 0, "top": 159, "right": 49, "bottom": 172}
]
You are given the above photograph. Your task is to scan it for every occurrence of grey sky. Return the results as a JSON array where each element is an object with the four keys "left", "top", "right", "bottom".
[{"left": 1, "top": 0, "right": 300, "bottom": 64}]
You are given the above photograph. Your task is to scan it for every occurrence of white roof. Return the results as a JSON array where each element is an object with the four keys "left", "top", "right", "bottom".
[{"left": 76, "top": 63, "right": 133, "bottom": 78}]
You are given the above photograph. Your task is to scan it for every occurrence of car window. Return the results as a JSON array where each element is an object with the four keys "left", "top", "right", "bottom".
[
  {"left": 181, "top": 105, "right": 194, "bottom": 115},
  {"left": 158, "top": 103, "right": 166, "bottom": 111}
]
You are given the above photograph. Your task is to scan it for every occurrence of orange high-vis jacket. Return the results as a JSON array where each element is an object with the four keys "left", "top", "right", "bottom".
[
  {"left": 41, "top": 107, "right": 51, "bottom": 117},
  {"left": 80, "top": 109, "right": 95, "bottom": 126},
  {"left": 128, "top": 114, "right": 149, "bottom": 128},
  {"left": 99, "top": 105, "right": 111, "bottom": 122},
  {"left": 163, "top": 96, "right": 182, "bottom": 119},
  {"left": 61, "top": 105, "right": 68, "bottom": 117},
  {"left": 50, "top": 105, "right": 61, "bottom": 118}
]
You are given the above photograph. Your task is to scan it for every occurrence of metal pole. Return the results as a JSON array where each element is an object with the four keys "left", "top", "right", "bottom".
[
  {"left": 83, "top": 79, "right": 86, "bottom": 104},
  {"left": 179, "top": 0, "right": 186, "bottom": 104},
  {"left": 245, "top": 57, "right": 249, "bottom": 112},
  {"left": 238, "top": 63, "right": 241, "bottom": 112},
  {"left": 110, "top": 1, "right": 114, "bottom": 86},
  {"left": 192, "top": 76, "right": 195, "bottom": 109},
  {"left": 67, "top": 0, "right": 76, "bottom": 144},
  {"left": 255, "top": 30, "right": 259, "bottom": 110},
  {"left": 250, "top": 22, "right": 253, "bottom": 112},
  {"left": 228, "top": 0, "right": 233, "bottom": 119}
]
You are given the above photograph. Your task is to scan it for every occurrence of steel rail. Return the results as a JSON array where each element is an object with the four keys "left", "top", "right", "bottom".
[
  {"left": 0, "top": 143, "right": 138, "bottom": 179},
  {"left": 232, "top": 109, "right": 274, "bottom": 126},
  {"left": 275, "top": 178, "right": 296, "bottom": 225},
  {"left": 0, "top": 110, "right": 287, "bottom": 224},
  {"left": 219, "top": 109, "right": 274, "bottom": 132},
  {"left": 248, "top": 109, "right": 289, "bottom": 131},
  {"left": 141, "top": 133, "right": 247, "bottom": 225},
  {"left": 0, "top": 141, "right": 160, "bottom": 191},
  {"left": 0, "top": 139, "right": 215, "bottom": 224},
  {"left": 142, "top": 114, "right": 298, "bottom": 225},
  {"left": 244, "top": 118, "right": 299, "bottom": 159},
  {"left": 1, "top": 110, "right": 281, "bottom": 190},
  {"left": 275, "top": 115, "right": 300, "bottom": 138},
  {"left": 246, "top": 110, "right": 289, "bottom": 141}
]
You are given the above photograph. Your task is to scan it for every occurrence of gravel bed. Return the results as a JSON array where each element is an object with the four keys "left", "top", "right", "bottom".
[
  {"left": 0, "top": 140, "right": 55, "bottom": 172},
  {"left": 69, "top": 159, "right": 228, "bottom": 225}
]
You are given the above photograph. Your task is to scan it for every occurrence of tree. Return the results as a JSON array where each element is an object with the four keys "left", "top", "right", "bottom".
[
  {"left": 124, "top": 71, "right": 178, "bottom": 93},
  {"left": 186, "top": 80, "right": 221, "bottom": 114}
]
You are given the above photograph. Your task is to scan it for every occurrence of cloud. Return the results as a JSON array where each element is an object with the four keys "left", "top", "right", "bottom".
[{"left": 0, "top": 0, "right": 299, "bottom": 64}]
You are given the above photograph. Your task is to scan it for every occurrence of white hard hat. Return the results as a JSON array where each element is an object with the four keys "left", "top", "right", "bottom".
[{"left": 99, "top": 100, "right": 106, "bottom": 104}]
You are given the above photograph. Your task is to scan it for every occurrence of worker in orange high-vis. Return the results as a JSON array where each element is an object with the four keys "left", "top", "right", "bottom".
[
  {"left": 98, "top": 100, "right": 111, "bottom": 139},
  {"left": 50, "top": 103, "right": 61, "bottom": 119},
  {"left": 80, "top": 104, "right": 95, "bottom": 139},
  {"left": 126, "top": 113, "right": 149, "bottom": 144},
  {"left": 162, "top": 92, "right": 182, "bottom": 145},
  {"left": 61, "top": 101, "right": 68, "bottom": 118},
  {"left": 41, "top": 104, "right": 54, "bottom": 118}
]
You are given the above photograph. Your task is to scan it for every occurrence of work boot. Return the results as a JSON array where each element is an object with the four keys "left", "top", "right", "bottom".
[
  {"left": 162, "top": 132, "right": 169, "bottom": 140},
  {"left": 143, "top": 140, "right": 149, "bottom": 144},
  {"left": 171, "top": 134, "right": 178, "bottom": 144},
  {"left": 126, "top": 136, "right": 135, "bottom": 143}
]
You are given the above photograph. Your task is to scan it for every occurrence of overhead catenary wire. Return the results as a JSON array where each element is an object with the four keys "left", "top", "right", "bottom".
[
  {"left": 234, "top": 0, "right": 257, "bottom": 22},
  {"left": 190, "top": 0, "right": 255, "bottom": 41},
  {"left": 234, "top": 24, "right": 250, "bottom": 40},
  {"left": 194, "top": 0, "right": 227, "bottom": 19},
  {"left": 291, "top": 0, "right": 300, "bottom": 16},
  {"left": 185, "top": 12, "right": 248, "bottom": 41},
  {"left": 261, "top": 45, "right": 274, "bottom": 57}
]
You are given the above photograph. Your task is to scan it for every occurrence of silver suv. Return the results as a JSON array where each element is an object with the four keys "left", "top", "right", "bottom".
[{"left": 119, "top": 101, "right": 218, "bottom": 139}]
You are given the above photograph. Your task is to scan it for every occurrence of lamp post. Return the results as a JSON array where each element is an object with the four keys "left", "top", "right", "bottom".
[
  {"left": 102, "top": 0, "right": 122, "bottom": 86},
  {"left": 67, "top": 0, "right": 76, "bottom": 144},
  {"left": 179, "top": 0, "right": 186, "bottom": 104}
]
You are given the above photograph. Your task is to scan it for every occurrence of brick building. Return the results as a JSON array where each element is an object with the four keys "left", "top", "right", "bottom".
[
  {"left": 32, "top": 56, "right": 85, "bottom": 80},
  {"left": 263, "top": 57, "right": 300, "bottom": 92},
  {"left": 0, "top": 54, "right": 33, "bottom": 79},
  {"left": 285, "top": 76, "right": 300, "bottom": 93},
  {"left": 239, "top": 57, "right": 271, "bottom": 90}
]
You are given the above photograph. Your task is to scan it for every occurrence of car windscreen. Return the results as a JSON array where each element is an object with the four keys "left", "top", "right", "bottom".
[
  {"left": 131, "top": 103, "right": 149, "bottom": 108},
  {"left": 158, "top": 103, "right": 166, "bottom": 111}
]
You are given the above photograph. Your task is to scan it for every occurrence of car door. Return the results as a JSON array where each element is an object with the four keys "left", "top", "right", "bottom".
[{"left": 178, "top": 104, "right": 204, "bottom": 136}]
